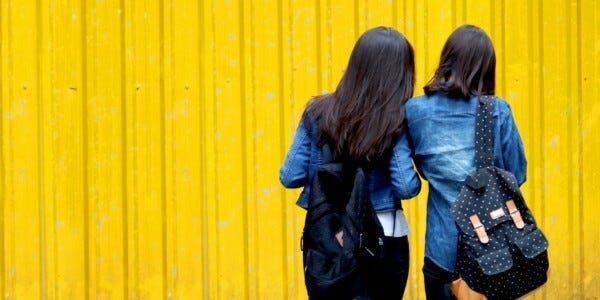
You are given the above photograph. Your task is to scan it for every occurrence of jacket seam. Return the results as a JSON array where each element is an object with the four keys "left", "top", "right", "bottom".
[
  {"left": 407, "top": 104, "right": 507, "bottom": 127},
  {"left": 407, "top": 112, "right": 476, "bottom": 127}
]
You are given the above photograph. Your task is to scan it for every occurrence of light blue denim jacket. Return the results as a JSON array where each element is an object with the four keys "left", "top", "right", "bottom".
[
  {"left": 279, "top": 112, "right": 421, "bottom": 212},
  {"left": 405, "top": 93, "right": 527, "bottom": 271}
]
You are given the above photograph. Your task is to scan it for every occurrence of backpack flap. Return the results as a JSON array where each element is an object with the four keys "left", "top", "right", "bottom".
[
  {"left": 451, "top": 168, "right": 515, "bottom": 239},
  {"left": 475, "top": 247, "right": 513, "bottom": 276},
  {"left": 513, "top": 228, "right": 549, "bottom": 259}
]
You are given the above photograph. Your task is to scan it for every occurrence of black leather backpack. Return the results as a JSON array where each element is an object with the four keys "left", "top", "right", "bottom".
[
  {"left": 301, "top": 145, "right": 384, "bottom": 299},
  {"left": 450, "top": 96, "right": 549, "bottom": 299}
]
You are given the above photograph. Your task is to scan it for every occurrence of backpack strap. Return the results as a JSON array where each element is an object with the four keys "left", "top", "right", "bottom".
[{"left": 475, "top": 95, "right": 496, "bottom": 169}]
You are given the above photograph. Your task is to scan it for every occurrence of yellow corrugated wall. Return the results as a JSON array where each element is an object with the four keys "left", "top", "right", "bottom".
[{"left": 0, "top": 0, "right": 598, "bottom": 299}]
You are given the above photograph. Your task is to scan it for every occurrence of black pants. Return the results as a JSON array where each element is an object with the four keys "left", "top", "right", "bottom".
[
  {"left": 356, "top": 236, "right": 410, "bottom": 299},
  {"left": 422, "top": 257, "right": 456, "bottom": 300}
]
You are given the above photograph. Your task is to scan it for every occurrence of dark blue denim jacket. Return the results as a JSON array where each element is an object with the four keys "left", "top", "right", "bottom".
[
  {"left": 279, "top": 113, "right": 421, "bottom": 212},
  {"left": 405, "top": 93, "right": 527, "bottom": 271}
]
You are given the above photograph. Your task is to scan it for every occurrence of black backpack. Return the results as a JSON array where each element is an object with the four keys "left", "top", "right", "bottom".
[
  {"left": 450, "top": 96, "right": 549, "bottom": 299},
  {"left": 301, "top": 145, "right": 385, "bottom": 299}
]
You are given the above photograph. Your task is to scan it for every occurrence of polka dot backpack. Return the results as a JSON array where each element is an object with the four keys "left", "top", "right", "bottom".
[{"left": 450, "top": 96, "right": 549, "bottom": 299}]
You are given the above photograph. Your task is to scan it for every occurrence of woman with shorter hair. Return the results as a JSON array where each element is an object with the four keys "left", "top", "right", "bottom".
[
  {"left": 404, "top": 24, "right": 527, "bottom": 299},
  {"left": 280, "top": 26, "right": 421, "bottom": 299}
]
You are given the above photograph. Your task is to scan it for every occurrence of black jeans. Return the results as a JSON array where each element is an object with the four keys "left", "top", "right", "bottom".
[
  {"left": 356, "top": 236, "right": 410, "bottom": 299},
  {"left": 422, "top": 257, "right": 456, "bottom": 300}
]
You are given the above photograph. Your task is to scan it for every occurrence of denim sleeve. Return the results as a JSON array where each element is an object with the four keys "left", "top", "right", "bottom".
[
  {"left": 279, "top": 122, "right": 312, "bottom": 188},
  {"left": 390, "top": 130, "right": 421, "bottom": 199},
  {"left": 499, "top": 106, "right": 527, "bottom": 186}
]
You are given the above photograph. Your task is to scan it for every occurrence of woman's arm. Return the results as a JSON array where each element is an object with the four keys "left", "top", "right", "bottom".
[
  {"left": 390, "top": 130, "right": 421, "bottom": 199},
  {"left": 499, "top": 105, "right": 527, "bottom": 186},
  {"left": 279, "top": 122, "right": 312, "bottom": 188}
]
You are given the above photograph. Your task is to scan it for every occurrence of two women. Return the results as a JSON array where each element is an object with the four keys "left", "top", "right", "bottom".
[{"left": 281, "top": 24, "right": 526, "bottom": 299}]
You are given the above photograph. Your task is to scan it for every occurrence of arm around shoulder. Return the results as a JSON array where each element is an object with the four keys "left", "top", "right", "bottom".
[{"left": 389, "top": 130, "right": 421, "bottom": 199}]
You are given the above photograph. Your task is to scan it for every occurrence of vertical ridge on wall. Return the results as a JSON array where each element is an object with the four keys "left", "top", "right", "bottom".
[
  {"left": 282, "top": 0, "right": 296, "bottom": 297},
  {"left": 122, "top": 1, "right": 134, "bottom": 298},
  {"left": 533, "top": 1, "right": 547, "bottom": 297},
  {"left": 36, "top": 0, "right": 47, "bottom": 297},
  {"left": 237, "top": 0, "right": 251, "bottom": 298},
  {"left": 315, "top": 0, "right": 323, "bottom": 93},
  {"left": 119, "top": 0, "right": 129, "bottom": 298},
  {"left": 198, "top": 0, "right": 214, "bottom": 298},
  {"left": 566, "top": 0, "right": 582, "bottom": 297},
  {"left": 580, "top": 0, "right": 599, "bottom": 296},
  {"left": 129, "top": 0, "right": 166, "bottom": 297},
  {"left": 526, "top": 0, "right": 540, "bottom": 228},
  {"left": 277, "top": 0, "right": 290, "bottom": 297},
  {"left": 574, "top": 1, "right": 585, "bottom": 297},
  {"left": 169, "top": 0, "right": 204, "bottom": 298},
  {"left": 0, "top": 0, "right": 4, "bottom": 295},
  {"left": 8, "top": 0, "right": 43, "bottom": 297},
  {"left": 0, "top": 1, "right": 4, "bottom": 297},
  {"left": 242, "top": 0, "right": 256, "bottom": 296},
  {"left": 331, "top": 0, "right": 356, "bottom": 83},
  {"left": 536, "top": 0, "right": 546, "bottom": 238},
  {"left": 212, "top": 0, "right": 247, "bottom": 298},
  {"left": 1, "top": 1, "right": 8, "bottom": 298},
  {"left": 85, "top": 0, "right": 127, "bottom": 297},
  {"left": 81, "top": 0, "right": 90, "bottom": 298},
  {"left": 158, "top": 0, "right": 166, "bottom": 297},
  {"left": 200, "top": 0, "right": 218, "bottom": 298},
  {"left": 353, "top": 0, "right": 359, "bottom": 39},
  {"left": 541, "top": 0, "right": 572, "bottom": 297}
]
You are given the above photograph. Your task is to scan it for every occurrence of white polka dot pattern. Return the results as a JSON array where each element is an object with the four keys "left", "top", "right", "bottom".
[{"left": 450, "top": 96, "right": 549, "bottom": 299}]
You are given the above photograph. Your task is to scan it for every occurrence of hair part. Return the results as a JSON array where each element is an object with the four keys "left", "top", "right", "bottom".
[
  {"left": 424, "top": 24, "right": 496, "bottom": 98},
  {"left": 305, "top": 26, "right": 415, "bottom": 162}
]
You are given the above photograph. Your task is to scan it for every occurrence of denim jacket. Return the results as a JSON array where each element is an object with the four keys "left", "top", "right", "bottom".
[
  {"left": 279, "top": 111, "right": 421, "bottom": 212},
  {"left": 405, "top": 93, "right": 527, "bottom": 271}
]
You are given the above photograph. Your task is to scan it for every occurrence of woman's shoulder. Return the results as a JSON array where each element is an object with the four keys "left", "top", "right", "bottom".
[
  {"left": 406, "top": 92, "right": 455, "bottom": 108},
  {"left": 406, "top": 94, "right": 430, "bottom": 106},
  {"left": 406, "top": 93, "right": 457, "bottom": 119},
  {"left": 492, "top": 96, "right": 514, "bottom": 117},
  {"left": 405, "top": 94, "right": 433, "bottom": 117},
  {"left": 303, "top": 94, "right": 330, "bottom": 116},
  {"left": 300, "top": 95, "right": 328, "bottom": 138}
]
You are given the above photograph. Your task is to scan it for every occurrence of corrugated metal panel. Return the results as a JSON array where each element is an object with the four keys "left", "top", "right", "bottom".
[{"left": 0, "top": 0, "right": 598, "bottom": 299}]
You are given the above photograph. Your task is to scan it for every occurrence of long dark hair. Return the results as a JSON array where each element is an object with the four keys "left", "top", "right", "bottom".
[
  {"left": 306, "top": 26, "right": 415, "bottom": 162},
  {"left": 424, "top": 24, "right": 495, "bottom": 98}
]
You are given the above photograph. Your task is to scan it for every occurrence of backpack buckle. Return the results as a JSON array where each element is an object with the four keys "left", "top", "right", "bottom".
[
  {"left": 470, "top": 214, "right": 489, "bottom": 244},
  {"left": 506, "top": 200, "right": 525, "bottom": 229}
]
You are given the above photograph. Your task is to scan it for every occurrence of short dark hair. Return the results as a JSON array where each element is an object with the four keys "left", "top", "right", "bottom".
[
  {"left": 306, "top": 26, "right": 415, "bottom": 162},
  {"left": 424, "top": 24, "right": 496, "bottom": 98}
]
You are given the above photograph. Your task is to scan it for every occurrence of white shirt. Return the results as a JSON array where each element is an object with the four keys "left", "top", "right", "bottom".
[{"left": 376, "top": 209, "right": 410, "bottom": 237}]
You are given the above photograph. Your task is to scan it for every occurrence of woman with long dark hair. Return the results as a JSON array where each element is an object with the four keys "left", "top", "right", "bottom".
[
  {"left": 405, "top": 25, "right": 527, "bottom": 299},
  {"left": 280, "top": 26, "right": 421, "bottom": 298}
]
